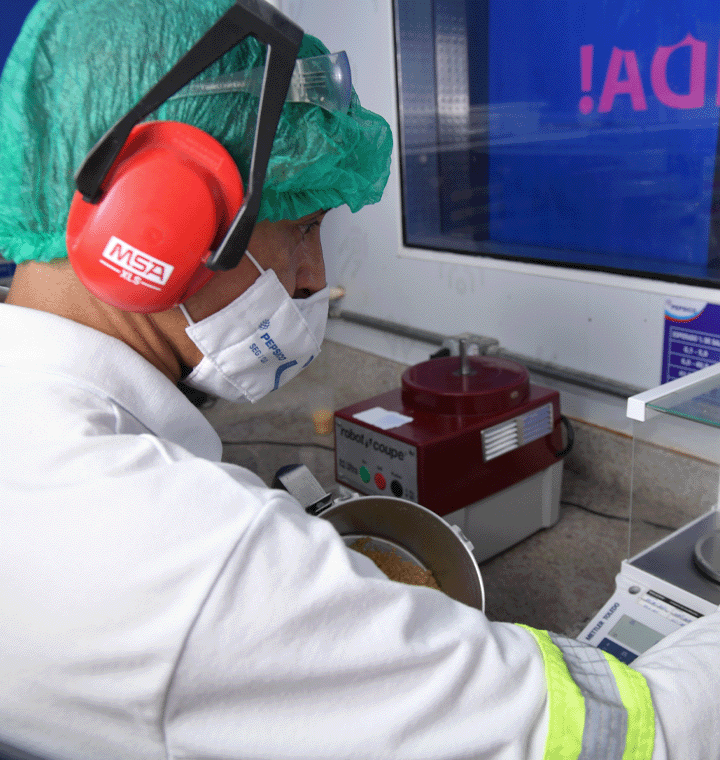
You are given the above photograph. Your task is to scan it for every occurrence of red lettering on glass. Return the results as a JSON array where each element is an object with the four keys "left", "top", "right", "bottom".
[
  {"left": 581, "top": 34, "right": 720, "bottom": 114},
  {"left": 579, "top": 45, "right": 594, "bottom": 114},
  {"left": 598, "top": 48, "right": 647, "bottom": 113},
  {"left": 651, "top": 33, "right": 706, "bottom": 109}
]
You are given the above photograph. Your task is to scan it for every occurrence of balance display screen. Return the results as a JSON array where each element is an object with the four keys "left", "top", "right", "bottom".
[{"left": 609, "top": 614, "right": 664, "bottom": 654}]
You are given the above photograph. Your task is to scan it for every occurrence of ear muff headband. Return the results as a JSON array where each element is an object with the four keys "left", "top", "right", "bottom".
[{"left": 66, "top": 0, "right": 303, "bottom": 313}]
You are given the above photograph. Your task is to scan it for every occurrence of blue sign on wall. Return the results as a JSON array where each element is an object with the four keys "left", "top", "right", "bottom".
[{"left": 662, "top": 298, "right": 720, "bottom": 383}]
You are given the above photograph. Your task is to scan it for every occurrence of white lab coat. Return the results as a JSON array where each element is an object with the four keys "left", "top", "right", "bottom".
[{"left": 0, "top": 302, "right": 718, "bottom": 760}]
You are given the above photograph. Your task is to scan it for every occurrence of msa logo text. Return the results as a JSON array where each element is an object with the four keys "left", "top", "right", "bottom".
[{"left": 100, "top": 236, "right": 174, "bottom": 289}]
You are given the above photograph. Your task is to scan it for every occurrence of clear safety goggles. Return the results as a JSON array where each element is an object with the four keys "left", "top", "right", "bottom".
[{"left": 170, "top": 51, "right": 352, "bottom": 114}]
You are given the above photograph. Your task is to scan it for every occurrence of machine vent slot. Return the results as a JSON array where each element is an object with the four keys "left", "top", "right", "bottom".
[
  {"left": 482, "top": 420, "right": 519, "bottom": 461},
  {"left": 481, "top": 403, "right": 554, "bottom": 462}
]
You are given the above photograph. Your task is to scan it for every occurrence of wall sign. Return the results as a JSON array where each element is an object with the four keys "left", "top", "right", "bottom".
[{"left": 661, "top": 297, "right": 720, "bottom": 383}]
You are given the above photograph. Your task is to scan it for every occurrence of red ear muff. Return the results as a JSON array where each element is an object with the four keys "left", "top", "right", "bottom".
[{"left": 67, "top": 121, "right": 244, "bottom": 313}]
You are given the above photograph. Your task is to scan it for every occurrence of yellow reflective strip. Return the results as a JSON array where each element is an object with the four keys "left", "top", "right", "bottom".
[
  {"left": 601, "top": 652, "right": 655, "bottom": 760},
  {"left": 519, "top": 625, "right": 585, "bottom": 760}
]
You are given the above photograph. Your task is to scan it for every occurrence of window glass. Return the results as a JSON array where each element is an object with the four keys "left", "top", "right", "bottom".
[{"left": 394, "top": 0, "right": 720, "bottom": 287}]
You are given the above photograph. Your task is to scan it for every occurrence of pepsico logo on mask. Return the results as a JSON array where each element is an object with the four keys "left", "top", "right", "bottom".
[
  {"left": 260, "top": 332, "right": 288, "bottom": 361},
  {"left": 259, "top": 319, "right": 271, "bottom": 330}
]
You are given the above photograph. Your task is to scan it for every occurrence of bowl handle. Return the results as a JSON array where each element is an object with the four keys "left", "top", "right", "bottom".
[{"left": 273, "top": 464, "right": 334, "bottom": 515}]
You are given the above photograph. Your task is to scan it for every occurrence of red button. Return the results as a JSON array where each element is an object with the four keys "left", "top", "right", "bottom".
[{"left": 374, "top": 473, "right": 387, "bottom": 490}]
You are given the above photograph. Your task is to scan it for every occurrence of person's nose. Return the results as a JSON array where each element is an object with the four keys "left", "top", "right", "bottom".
[{"left": 294, "top": 238, "right": 326, "bottom": 298}]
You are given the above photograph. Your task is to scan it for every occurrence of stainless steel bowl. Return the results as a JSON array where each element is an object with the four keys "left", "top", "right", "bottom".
[{"left": 318, "top": 494, "right": 484, "bottom": 611}]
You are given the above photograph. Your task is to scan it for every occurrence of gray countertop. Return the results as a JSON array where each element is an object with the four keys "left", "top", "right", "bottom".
[{"left": 201, "top": 339, "right": 668, "bottom": 638}]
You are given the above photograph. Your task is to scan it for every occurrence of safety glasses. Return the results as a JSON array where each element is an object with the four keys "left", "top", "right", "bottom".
[
  {"left": 74, "top": 0, "right": 303, "bottom": 271},
  {"left": 170, "top": 51, "right": 352, "bottom": 114}
]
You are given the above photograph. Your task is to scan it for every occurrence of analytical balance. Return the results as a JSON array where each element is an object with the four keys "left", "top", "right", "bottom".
[
  {"left": 333, "top": 338, "right": 570, "bottom": 562},
  {"left": 578, "top": 364, "right": 720, "bottom": 663}
]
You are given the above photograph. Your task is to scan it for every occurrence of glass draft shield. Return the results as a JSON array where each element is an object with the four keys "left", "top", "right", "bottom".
[{"left": 74, "top": 0, "right": 303, "bottom": 272}]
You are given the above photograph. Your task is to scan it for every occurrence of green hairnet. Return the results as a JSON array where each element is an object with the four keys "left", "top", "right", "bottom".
[{"left": 0, "top": 0, "right": 393, "bottom": 264}]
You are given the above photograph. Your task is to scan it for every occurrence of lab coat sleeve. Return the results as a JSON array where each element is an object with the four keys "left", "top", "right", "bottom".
[
  {"left": 630, "top": 608, "right": 720, "bottom": 760},
  {"left": 161, "top": 489, "right": 551, "bottom": 760}
]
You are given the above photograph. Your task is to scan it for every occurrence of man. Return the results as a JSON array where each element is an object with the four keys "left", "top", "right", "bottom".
[{"left": 1, "top": 1, "right": 719, "bottom": 759}]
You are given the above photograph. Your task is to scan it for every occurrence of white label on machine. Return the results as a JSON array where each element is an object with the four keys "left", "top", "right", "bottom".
[{"left": 352, "top": 406, "right": 414, "bottom": 430}]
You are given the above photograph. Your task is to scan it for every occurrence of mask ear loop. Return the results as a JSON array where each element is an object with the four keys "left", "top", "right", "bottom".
[
  {"left": 179, "top": 250, "right": 264, "bottom": 326},
  {"left": 244, "top": 250, "right": 264, "bottom": 273},
  {"left": 73, "top": 0, "right": 303, "bottom": 270},
  {"left": 178, "top": 302, "right": 196, "bottom": 327}
]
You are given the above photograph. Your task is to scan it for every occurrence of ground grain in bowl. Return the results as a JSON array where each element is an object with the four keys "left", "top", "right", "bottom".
[{"left": 350, "top": 536, "right": 441, "bottom": 590}]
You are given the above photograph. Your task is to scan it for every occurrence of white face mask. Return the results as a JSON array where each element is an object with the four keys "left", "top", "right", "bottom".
[{"left": 179, "top": 252, "right": 329, "bottom": 403}]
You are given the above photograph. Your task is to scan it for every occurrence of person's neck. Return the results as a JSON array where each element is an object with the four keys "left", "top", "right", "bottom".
[{"left": 6, "top": 260, "right": 184, "bottom": 383}]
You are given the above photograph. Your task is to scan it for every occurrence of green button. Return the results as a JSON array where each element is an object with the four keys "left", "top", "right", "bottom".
[{"left": 359, "top": 466, "right": 371, "bottom": 483}]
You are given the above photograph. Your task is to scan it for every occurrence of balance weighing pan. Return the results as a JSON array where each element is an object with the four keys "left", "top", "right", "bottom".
[{"left": 694, "top": 529, "right": 720, "bottom": 583}]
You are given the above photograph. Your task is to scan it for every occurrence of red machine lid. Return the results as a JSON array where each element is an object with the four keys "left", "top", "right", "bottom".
[{"left": 401, "top": 355, "right": 530, "bottom": 416}]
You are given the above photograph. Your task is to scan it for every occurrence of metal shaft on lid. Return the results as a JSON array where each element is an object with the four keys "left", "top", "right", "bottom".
[{"left": 457, "top": 337, "right": 476, "bottom": 377}]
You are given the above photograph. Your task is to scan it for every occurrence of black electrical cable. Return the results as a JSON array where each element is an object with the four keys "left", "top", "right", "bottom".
[
  {"left": 561, "top": 500, "right": 678, "bottom": 532},
  {"left": 562, "top": 500, "right": 627, "bottom": 522},
  {"left": 554, "top": 415, "right": 575, "bottom": 457},
  {"left": 221, "top": 439, "right": 335, "bottom": 452}
]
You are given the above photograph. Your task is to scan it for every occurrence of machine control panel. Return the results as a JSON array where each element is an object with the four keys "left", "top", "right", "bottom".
[{"left": 335, "top": 417, "right": 418, "bottom": 500}]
